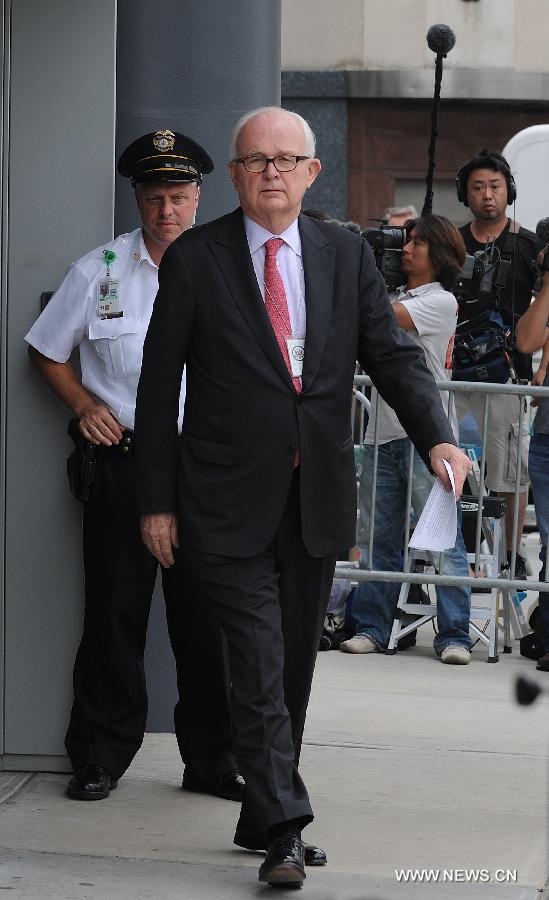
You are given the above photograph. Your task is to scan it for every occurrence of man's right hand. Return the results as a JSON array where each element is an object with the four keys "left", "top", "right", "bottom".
[
  {"left": 78, "top": 402, "right": 124, "bottom": 446},
  {"left": 27, "top": 350, "right": 125, "bottom": 445},
  {"left": 140, "top": 512, "right": 179, "bottom": 568}
]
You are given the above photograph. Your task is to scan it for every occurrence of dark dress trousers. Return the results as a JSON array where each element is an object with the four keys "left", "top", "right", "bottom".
[
  {"left": 64, "top": 444, "right": 235, "bottom": 783},
  {"left": 135, "top": 209, "right": 455, "bottom": 832}
]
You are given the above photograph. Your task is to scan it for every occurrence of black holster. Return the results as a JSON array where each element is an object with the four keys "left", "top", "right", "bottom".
[{"left": 67, "top": 418, "right": 98, "bottom": 502}]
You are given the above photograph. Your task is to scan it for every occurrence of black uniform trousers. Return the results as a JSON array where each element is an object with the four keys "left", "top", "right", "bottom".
[
  {"left": 64, "top": 441, "right": 235, "bottom": 782},
  {"left": 181, "top": 469, "right": 337, "bottom": 836}
]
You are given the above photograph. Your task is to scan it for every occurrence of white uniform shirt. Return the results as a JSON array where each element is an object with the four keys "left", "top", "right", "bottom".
[
  {"left": 365, "top": 281, "right": 458, "bottom": 445},
  {"left": 244, "top": 215, "right": 306, "bottom": 338},
  {"left": 25, "top": 228, "right": 186, "bottom": 431}
]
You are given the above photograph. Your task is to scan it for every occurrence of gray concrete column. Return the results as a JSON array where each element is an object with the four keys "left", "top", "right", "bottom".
[
  {"left": 1, "top": 0, "right": 116, "bottom": 771},
  {"left": 115, "top": 0, "right": 281, "bottom": 732},
  {"left": 116, "top": 0, "right": 281, "bottom": 232}
]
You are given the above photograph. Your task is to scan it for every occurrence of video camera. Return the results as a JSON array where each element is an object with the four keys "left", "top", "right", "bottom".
[
  {"left": 453, "top": 239, "right": 511, "bottom": 310},
  {"left": 361, "top": 225, "right": 407, "bottom": 291},
  {"left": 452, "top": 240, "right": 516, "bottom": 384}
]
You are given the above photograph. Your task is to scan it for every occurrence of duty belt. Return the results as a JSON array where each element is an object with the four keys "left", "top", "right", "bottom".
[{"left": 112, "top": 430, "right": 135, "bottom": 457}]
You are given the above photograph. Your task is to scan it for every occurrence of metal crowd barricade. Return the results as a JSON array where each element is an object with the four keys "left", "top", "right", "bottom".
[{"left": 341, "top": 374, "right": 549, "bottom": 662}]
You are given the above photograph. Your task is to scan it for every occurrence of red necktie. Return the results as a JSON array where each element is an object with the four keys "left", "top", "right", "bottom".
[
  {"left": 264, "top": 237, "right": 301, "bottom": 467},
  {"left": 263, "top": 238, "right": 302, "bottom": 394}
]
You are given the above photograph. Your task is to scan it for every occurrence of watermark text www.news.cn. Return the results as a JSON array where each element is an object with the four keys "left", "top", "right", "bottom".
[{"left": 395, "top": 868, "right": 518, "bottom": 884}]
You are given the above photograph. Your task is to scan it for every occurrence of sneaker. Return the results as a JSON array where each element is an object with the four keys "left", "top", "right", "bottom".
[
  {"left": 339, "top": 634, "right": 378, "bottom": 654},
  {"left": 440, "top": 645, "right": 471, "bottom": 665},
  {"left": 505, "top": 551, "right": 528, "bottom": 581}
]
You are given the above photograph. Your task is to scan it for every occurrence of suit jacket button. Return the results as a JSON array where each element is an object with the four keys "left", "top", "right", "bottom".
[{"left": 287, "top": 445, "right": 296, "bottom": 455}]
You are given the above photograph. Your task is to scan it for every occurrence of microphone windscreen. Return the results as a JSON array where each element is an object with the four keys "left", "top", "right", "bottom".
[
  {"left": 536, "top": 217, "right": 549, "bottom": 245},
  {"left": 426, "top": 24, "right": 456, "bottom": 56}
]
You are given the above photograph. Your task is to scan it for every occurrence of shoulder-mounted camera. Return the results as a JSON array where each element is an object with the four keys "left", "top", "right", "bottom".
[{"left": 361, "top": 225, "right": 407, "bottom": 291}]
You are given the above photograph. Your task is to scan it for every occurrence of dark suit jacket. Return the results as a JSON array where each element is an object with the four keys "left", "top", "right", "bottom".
[{"left": 135, "top": 208, "right": 455, "bottom": 558}]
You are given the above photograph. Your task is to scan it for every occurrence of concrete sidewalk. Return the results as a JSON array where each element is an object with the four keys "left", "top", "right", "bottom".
[{"left": 1, "top": 562, "right": 548, "bottom": 898}]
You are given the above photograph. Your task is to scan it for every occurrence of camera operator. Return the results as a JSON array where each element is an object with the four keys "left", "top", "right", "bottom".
[
  {"left": 341, "top": 215, "right": 472, "bottom": 664},
  {"left": 455, "top": 150, "right": 543, "bottom": 580}
]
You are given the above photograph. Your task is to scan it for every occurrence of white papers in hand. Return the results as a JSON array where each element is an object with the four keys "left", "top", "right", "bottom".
[{"left": 408, "top": 459, "right": 457, "bottom": 552}]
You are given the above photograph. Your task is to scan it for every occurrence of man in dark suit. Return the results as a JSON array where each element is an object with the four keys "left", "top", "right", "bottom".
[{"left": 135, "top": 106, "right": 471, "bottom": 887}]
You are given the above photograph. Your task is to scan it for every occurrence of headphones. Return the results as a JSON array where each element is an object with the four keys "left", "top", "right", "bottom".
[{"left": 456, "top": 150, "right": 517, "bottom": 207}]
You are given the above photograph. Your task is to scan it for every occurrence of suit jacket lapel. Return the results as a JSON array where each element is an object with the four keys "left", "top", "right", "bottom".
[
  {"left": 209, "top": 208, "right": 295, "bottom": 390},
  {"left": 299, "top": 213, "right": 335, "bottom": 391}
]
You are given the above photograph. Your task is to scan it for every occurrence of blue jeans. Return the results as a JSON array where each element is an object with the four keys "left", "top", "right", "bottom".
[
  {"left": 354, "top": 439, "right": 471, "bottom": 655},
  {"left": 528, "top": 433, "right": 549, "bottom": 652}
]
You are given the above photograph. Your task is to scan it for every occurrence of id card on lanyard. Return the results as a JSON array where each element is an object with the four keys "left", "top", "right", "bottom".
[
  {"left": 97, "top": 248, "right": 123, "bottom": 319},
  {"left": 96, "top": 280, "right": 123, "bottom": 319}
]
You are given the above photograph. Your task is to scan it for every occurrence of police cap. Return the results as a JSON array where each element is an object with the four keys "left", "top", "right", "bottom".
[{"left": 117, "top": 129, "right": 214, "bottom": 185}]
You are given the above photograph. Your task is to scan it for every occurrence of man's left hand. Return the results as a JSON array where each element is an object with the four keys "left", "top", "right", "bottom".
[{"left": 430, "top": 443, "right": 472, "bottom": 498}]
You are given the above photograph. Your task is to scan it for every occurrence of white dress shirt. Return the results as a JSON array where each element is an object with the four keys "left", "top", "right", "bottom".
[
  {"left": 244, "top": 215, "right": 306, "bottom": 338},
  {"left": 25, "top": 228, "right": 186, "bottom": 431}
]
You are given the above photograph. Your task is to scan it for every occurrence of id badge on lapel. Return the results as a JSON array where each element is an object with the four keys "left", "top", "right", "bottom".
[{"left": 287, "top": 337, "right": 305, "bottom": 377}]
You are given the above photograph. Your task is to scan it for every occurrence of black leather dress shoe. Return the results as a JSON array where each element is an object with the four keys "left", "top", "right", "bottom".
[
  {"left": 234, "top": 825, "right": 327, "bottom": 866},
  {"left": 67, "top": 764, "right": 118, "bottom": 800},
  {"left": 258, "top": 833, "right": 305, "bottom": 885},
  {"left": 182, "top": 767, "right": 245, "bottom": 802},
  {"left": 536, "top": 651, "right": 549, "bottom": 671}
]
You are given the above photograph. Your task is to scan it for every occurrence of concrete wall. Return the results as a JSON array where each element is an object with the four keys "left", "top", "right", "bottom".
[
  {"left": 282, "top": 0, "right": 549, "bottom": 73},
  {"left": 1, "top": 0, "right": 116, "bottom": 770}
]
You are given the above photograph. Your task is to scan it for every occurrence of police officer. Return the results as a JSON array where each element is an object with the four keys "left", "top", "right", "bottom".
[{"left": 25, "top": 130, "right": 243, "bottom": 803}]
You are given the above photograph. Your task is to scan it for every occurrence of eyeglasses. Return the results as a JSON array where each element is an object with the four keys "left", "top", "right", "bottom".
[{"left": 232, "top": 155, "right": 310, "bottom": 173}]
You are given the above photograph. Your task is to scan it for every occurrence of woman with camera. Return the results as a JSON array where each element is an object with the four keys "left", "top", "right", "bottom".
[{"left": 341, "top": 215, "right": 472, "bottom": 664}]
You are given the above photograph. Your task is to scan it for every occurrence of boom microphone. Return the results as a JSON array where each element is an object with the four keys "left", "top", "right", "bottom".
[
  {"left": 426, "top": 23, "right": 456, "bottom": 57},
  {"left": 421, "top": 24, "right": 456, "bottom": 216}
]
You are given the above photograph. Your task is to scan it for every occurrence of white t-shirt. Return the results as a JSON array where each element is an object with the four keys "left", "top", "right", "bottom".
[
  {"left": 365, "top": 281, "right": 458, "bottom": 445},
  {"left": 25, "top": 228, "right": 186, "bottom": 431}
]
